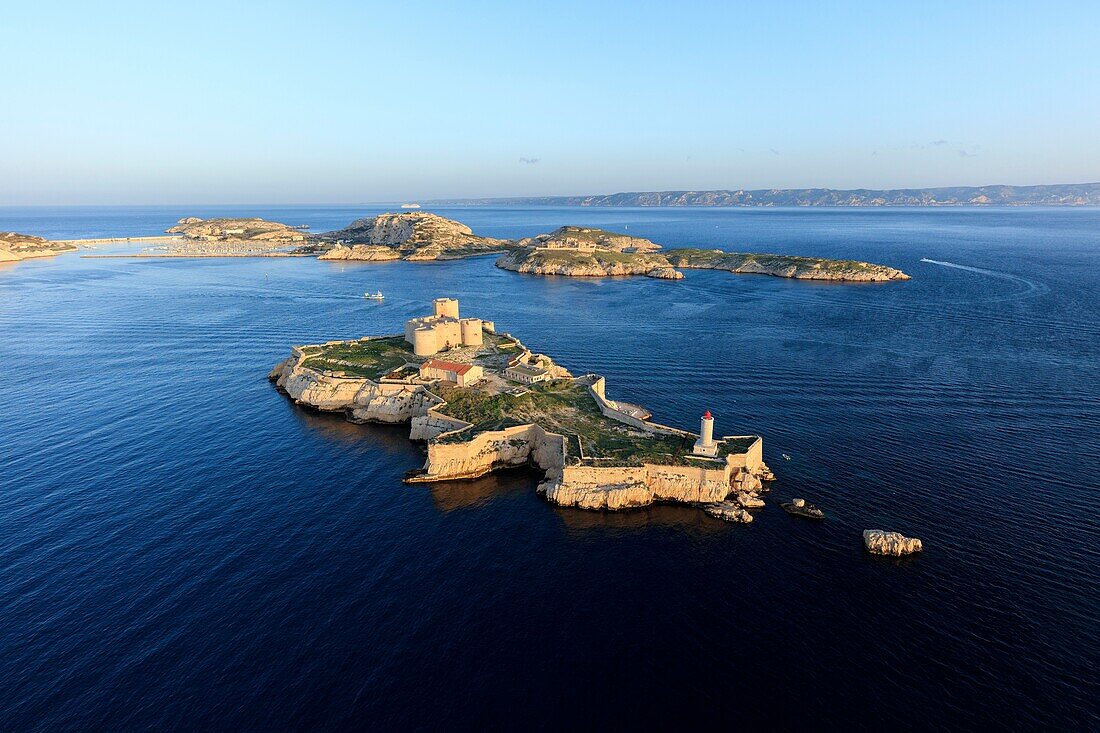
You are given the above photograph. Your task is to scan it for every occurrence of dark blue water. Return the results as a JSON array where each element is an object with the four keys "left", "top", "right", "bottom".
[{"left": 1, "top": 206, "right": 1097, "bottom": 730}]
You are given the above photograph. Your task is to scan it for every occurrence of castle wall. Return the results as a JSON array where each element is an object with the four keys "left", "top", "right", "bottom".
[
  {"left": 433, "top": 298, "right": 460, "bottom": 319},
  {"left": 460, "top": 318, "right": 483, "bottom": 346},
  {"left": 412, "top": 423, "right": 567, "bottom": 481}
]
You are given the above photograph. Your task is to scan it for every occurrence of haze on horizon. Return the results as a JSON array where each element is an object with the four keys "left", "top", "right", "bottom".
[{"left": 4, "top": 1, "right": 1099, "bottom": 206}]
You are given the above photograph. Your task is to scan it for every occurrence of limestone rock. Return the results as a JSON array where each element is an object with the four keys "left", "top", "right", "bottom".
[
  {"left": 736, "top": 491, "right": 765, "bottom": 509},
  {"left": 515, "top": 226, "right": 663, "bottom": 253},
  {"left": 665, "top": 249, "right": 909, "bottom": 282},
  {"left": 781, "top": 498, "right": 825, "bottom": 519},
  {"left": 703, "top": 501, "right": 754, "bottom": 523},
  {"left": 646, "top": 267, "right": 684, "bottom": 280},
  {"left": 317, "top": 244, "right": 402, "bottom": 261},
  {"left": 863, "top": 530, "right": 923, "bottom": 556},
  {"left": 317, "top": 212, "right": 508, "bottom": 260},
  {"left": 495, "top": 248, "right": 677, "bottom": 278}
]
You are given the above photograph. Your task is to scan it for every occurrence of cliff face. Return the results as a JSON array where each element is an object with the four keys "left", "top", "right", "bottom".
[
  {"left": 540, "top": 461, "right": 764, "bottom": 510},
  {"left": 496, "top": 248, "right": 683, "bottom": 279},
  {"left": 166, "top": 217, "right": 307, "bottom": 243},
  {"left": 0, "top": 232, "right": 77, "bottom": 261},
  {"left": 268, "top": 355, "right": 439, "bottom": 421},
  {"left": 271, "top": 345, "right": 771, "bottom": 514},
  {"left": 317, "top": 212, "right": 509, "bottom": 261},
  {"left": 516, "top": 226, "right": 662, "bottom": 253},
  {"left": 317, "top": 244, "right": 402, "bottom": 262}
]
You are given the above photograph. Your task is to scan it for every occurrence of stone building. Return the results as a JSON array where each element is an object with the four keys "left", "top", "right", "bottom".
[
  {"left": 404, "top": 298, "right": 489, "bottom": 356},
  {"left": 504, "top": 362, "right": 550, "bottom": 384},
  {"left": 418, "top": 359, "right": 484, "bottom": 387}
]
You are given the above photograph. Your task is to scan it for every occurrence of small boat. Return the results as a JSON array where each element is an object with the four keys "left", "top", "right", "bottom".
[
  {"left": 782, "top": 453, "right": 792, "bottom": 461},
  {"left": 364, "top": 291, "right": 384, "bottom": 300},
  {"left": 400, "top": 203, "right": 421, "bottom": 209}
]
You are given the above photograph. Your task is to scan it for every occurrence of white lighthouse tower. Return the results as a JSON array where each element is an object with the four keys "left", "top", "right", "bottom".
[{"left": 693, "top": 410, "right": 719, "bottom": 457}]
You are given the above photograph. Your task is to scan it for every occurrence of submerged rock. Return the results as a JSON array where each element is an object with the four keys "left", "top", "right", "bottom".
[
  {"left": 863, "top": 530, "right": 923, "bottom": 556},
  {"left": 703, "top": 501, "right": 754, "bottom": 523},
  {"left": 780, "top": 498, "right": 825, "bottom": 519}
]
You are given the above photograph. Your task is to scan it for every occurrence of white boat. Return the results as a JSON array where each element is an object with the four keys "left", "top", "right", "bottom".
[
  {"left": 400, "top": 203, "right": 421, "bottom": 209},
  {"left": 364, "top": 291, "right": 384, "bottom": 300}
]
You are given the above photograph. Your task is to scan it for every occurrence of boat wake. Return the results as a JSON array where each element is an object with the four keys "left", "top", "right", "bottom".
[{"left": 919, "top": 258, "right": 1049, "bottom": 300}]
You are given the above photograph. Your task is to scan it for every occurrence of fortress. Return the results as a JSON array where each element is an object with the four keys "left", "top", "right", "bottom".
[
  {"left": 403, "top": 298, "right": 495, "bottom": 357},
  {"left": 271, "top": 297, "right": 772, "bottom": 518}
]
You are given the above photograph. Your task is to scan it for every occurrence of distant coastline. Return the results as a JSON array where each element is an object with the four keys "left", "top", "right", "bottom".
[{"left": 431, "top": 182, "right": 1100, "bottom": 207}]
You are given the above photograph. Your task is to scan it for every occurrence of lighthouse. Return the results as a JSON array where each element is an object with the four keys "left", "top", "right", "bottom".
[{"left": 693, "top": 410, "right": 719, "bottom": 457}]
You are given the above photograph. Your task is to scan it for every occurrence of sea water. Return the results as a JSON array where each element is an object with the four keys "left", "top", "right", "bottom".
[{"left": 1, "top": 206, "right": 1097, "bottom": 729}]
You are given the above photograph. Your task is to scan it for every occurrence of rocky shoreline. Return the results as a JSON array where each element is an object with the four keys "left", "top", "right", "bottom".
[
  {"left": 268, "top": 303, "right": 772, "bottom": 515},
  {"left": 0, "top": 232, "right": 77, "bottom": 262}
]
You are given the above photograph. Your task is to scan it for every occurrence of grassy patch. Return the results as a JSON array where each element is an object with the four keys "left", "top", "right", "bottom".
[
  {"left": 433, "top": 379, "right": 739, "bottom": 466},
  {"left": 301, "top": 336, "right": 416, "bottom": 379}
]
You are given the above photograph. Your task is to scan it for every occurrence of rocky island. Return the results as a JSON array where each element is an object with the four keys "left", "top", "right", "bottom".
[
  {"left": 270, "top": 297, "right": 772, "bottom": 514},
  {"left": 162, "top": 217, "right": 308, "bottom": 256},
  {"left": 497, "top": 225, "right": 908, "bottom": 282},
  {"left": 0, "top": 232, "right": 77, "bottom": 262},
  {"left": 316, "top": 212, "right": 509, "bottom": 261}
]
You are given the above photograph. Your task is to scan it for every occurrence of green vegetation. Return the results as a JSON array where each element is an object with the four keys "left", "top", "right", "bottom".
[
  {"left": 434, "top": 379, "right": 738, "bottom": 466},
  {"left": 664, "top": 248, "right": 905, "bottom": 279},
  {"left": 301, "top": 336, "right": 415, "bottom": 380}
]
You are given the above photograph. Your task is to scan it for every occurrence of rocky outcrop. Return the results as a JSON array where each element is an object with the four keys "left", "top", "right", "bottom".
[
  {"left": 515, "top": 226, "right": 662, "bottom": 253},
  {"left": 166, "top": 217, "right": 306, "bottom": 243},
  {"left": 540, "top": 463, "right": 768, "bottom": 511},
  {"left": 495, "top": 240, "right": 905, "bottom": 282},
  {"left": 781, "top": 498, "right": 825, "bottom": 519},
  {"left": 268, "top": 353, "right": 438, "bottom": 420},
  {"left": 665, "top": 249, "right": 909, "bottom": 282},
  {"left": 0, "top": 232, "right": 77, "bottom": 261},
  {"left": 318, "top": 244, "right": 401, "bottom": 262},
  {"left": 647, "top": 266, "right": 684, "bottom": 280},
  {"left": 703, "top": 501, "right": 754, "bottom": 523},
  {"left": 863, "top": 529, "right": 923, "bottom": 556},
  {"left": 317, "top": 212, "right": 509, "bottom": 261},
  {"left": 496, "top": 248, "right": 683, "bottom": 279}
]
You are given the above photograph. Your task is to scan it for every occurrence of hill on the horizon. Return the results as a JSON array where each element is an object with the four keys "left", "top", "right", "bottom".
[{"left": 436, "top": 183, "right": 1100, "bottom": 207}]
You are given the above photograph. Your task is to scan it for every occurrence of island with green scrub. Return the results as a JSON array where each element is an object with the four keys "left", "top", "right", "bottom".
[{"left": 270, "top": 297, "right": 773, "bottom": 519}]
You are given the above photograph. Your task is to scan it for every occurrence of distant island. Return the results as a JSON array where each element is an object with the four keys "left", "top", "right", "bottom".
[
  {"left": 497, "top": 225, "right": 909, "bottom": 281},
  {"left": 0, "top": 232, "right": 77, "bottom": 262},
  {"left": 271, "top": 297, "right": 772, "bottom": 518},
  {"left": 60, "top": 213, "right": 912, "bottom": 281},
  {"left": 435, "top": 182, "right": 1100, "bottom": 207},
  {"left": 315, "top": 212, "right": 509, "bottom": 261}
]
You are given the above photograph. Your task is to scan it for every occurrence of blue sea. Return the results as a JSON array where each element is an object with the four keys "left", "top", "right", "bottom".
[{"left": 1, "top": 205, "right": 1097, "bottom": 730}]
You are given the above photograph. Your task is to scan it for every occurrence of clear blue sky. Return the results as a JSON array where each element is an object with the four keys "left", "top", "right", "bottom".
[{"left": 4, "top": 1, "right": 1099, "bottom": 204}]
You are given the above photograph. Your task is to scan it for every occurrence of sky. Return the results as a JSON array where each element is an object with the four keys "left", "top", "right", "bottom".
[{"left": 3, "top": 1, "right": 1099, "bottom": 204}]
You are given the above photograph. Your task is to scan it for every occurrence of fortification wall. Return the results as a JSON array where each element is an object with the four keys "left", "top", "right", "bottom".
[
  {"left": 543, "top": 460, "right": 734, "bottom": 510},
  {"left": 412, "top": 423, "right": 566, "bottom": 482},
  {"left": 586, "top": 377, "right": 693, "bottom": 436}
]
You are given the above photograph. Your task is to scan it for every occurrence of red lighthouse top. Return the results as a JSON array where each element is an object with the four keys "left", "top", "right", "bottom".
[{"left": 702, "top": 410, "right": 713, "bottom": 420}]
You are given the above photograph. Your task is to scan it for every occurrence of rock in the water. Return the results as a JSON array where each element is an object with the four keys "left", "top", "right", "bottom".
[
  {"left": 703, "top": 501, "right": 754, "bottom": 523},
  {"left": 863, "top": 529, "right": 923, "bottom": 556},
  {"left": 736, "top": 491, "right": 765, "bottom": 509},
  {"left": 780, "top": 498, "right": 825, "bottom": 519}
]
